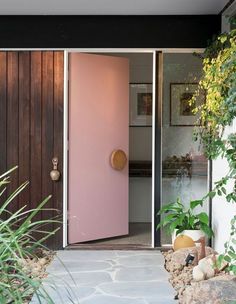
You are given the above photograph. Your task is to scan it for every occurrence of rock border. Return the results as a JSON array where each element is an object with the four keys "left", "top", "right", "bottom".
[{"left": 162, "top": 247, "right": 236, "bottom": 303}]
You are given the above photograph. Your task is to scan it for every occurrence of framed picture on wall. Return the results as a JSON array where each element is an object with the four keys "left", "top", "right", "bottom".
[
  {"left": 170, "top": 83, "right": 205, "bottom": 126},
  {"left": 130, "top": 83, "right": 152, "bottom": 126}
]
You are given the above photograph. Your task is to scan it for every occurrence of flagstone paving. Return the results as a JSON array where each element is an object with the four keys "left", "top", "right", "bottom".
[{"left": 31, "top": 250, "right": 176, "bottom": 304}]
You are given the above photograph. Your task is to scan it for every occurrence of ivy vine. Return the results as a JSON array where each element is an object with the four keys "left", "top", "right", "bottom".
[{"left": 192, "top": 28, "right": 236, "bottom": 273}]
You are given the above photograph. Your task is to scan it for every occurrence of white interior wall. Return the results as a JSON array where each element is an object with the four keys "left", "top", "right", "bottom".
[{"left": 128, "top": 53, "right": 153, "bottom": 222}]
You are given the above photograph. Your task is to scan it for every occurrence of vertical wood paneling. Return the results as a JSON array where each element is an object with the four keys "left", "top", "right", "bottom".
[
  {"left": 0, "top": 53, "right": 7, "bottom": 176},
  {"left": 30, "top": 52, "right": 42, "bottom": 222},
  {"left": 42, "top": 51, "right": 54, "bottom": 245},
  {"left": 0, "top": 51, "right": 64, "bottom": 249},
  {"left": 53, "top": 52, "right": 64, "bottom": 248},
  {"left": 19, "top": 52, "right": 30, "bottom": 207},
  {"left": 0, "top": 52, "right": 7, "bottom": 211},
  {"left": 7, "top": 52, "right": 19, "bottom": 214}
]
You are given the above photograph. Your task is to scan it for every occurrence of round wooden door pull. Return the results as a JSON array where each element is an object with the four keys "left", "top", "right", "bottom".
[{"left": 110, "top": 149, "right": 127, "bottom": 171}]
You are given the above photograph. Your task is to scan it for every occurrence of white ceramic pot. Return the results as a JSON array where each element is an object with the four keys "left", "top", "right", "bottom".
[{"left": 172, "top": 229, "right": 205, "bottom": 246}]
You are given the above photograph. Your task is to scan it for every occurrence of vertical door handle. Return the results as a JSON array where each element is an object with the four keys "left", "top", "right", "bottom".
[{"left": 50, "top": 157, "right": 60, "bottom": 181}]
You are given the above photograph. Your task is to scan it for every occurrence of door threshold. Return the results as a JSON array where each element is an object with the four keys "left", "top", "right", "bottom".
[{"left": 65, "top": 244, "right": 158, "bottom": 250}]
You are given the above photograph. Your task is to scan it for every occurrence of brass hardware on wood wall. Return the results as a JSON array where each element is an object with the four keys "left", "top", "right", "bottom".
[{"left": 50, "top": 157, "right": 60, "bottom": 181}]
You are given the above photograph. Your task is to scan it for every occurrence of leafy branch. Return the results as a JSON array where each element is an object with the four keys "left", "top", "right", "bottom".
[{"left": 193, "top": 29, "right": 236, "bottom": 273}]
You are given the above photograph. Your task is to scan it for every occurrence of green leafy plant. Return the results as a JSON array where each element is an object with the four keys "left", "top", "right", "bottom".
[
  {"left": 217, "top": 215, "right": 236, "bottom": 274},
  {"left": 156, "top": 198, "right": 214, "bottom": 238},
  {"left": 192, "top": 29, "right": 236, "bottom": 274},
  {"left": 192, "top": 29, "right": 236, "bottom": 160},
  {"left": 0, "top": 167, "right": 60, "bottom": 303}
]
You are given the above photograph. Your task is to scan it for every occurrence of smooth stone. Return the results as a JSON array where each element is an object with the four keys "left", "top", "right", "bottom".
[
  {"left": 117, "top": 254, "right": 164, "bottom": 266},
  {"left": 115, "top": 266, "right": 170, "bottom": 281},
  {"left": 81, "top": 295, "right": 146, "bottom": 304},
  {"left": 99, "top": 281, "right": 175, "bottom": 298}
]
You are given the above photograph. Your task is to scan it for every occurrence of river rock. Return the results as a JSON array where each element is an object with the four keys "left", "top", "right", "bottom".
[
  {"left": 171, "top": 246, "right": 217, "bottom": 265},
  {"left": 192, "top": 266, "right": 205, "bottom": 282},
  {"left": 179, "top": 274, "right": 236, "bottom": 304}
]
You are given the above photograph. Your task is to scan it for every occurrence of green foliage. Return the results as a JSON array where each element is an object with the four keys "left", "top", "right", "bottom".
[
  {"left": 0, "top": 167, "right": 60, "bottom": 303},
  {"left": 156, "top": 198, "right": 214, "bottom": 238},
  {"left": 192, "top": 29, "right": 236, "bottom": 274},
  {"left": 192, "top": 29, "right": 236, "bottom": 160},
  {"left": 217, "top": 216, "right": 236, "bottom": 274}
]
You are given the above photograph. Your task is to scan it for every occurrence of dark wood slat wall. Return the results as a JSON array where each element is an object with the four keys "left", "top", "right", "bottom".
[
  {"left": 42, "top": 52, "right": 54, "bottom": 246},
  {"left": 7, "top": 52, "right": 19, "bottom": 214},
  {"left": 0, "top": 53, "right": 7, "bottom": 218},
  {"left": 0, "top": 51, "right": 64, "bottom": 249},
  {"left": 30, "top": 52, "right": 42, "bottom": 222},
  {"left": 19, "top": 52, "right": 30, "bottom": 207},
  {"left": 0, "top": 53, "right": 7, "bottom": 180}
]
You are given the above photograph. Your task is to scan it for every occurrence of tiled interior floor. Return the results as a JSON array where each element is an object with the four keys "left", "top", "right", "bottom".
[
  {"left": 31, "top": 250, "right": 175, "bottom": 304},
  {"left": 83, "top": 223, "right": 152, "bottom": 246}
]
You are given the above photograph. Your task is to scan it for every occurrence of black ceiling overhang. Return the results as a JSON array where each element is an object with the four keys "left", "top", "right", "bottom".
[{"left": 1, "top": 15, "right": 221, "bottom": 48}]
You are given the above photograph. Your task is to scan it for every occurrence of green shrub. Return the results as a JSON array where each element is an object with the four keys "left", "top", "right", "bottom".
[{"left": 0, "top": 167, "right": 59, "bottom": 303}]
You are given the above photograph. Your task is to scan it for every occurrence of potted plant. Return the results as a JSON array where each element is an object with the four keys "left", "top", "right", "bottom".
[{"left": 156, "top": 198, "right": 214, "bottom": 244}]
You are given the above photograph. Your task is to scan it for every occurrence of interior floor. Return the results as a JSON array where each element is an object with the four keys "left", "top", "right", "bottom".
[{"left": 82, "top": 223, "right": 151, "bottom": 247}]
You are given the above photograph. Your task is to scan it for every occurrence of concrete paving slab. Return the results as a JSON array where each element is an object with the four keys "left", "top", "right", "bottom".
[
  {"left": 31, "top": 250, "right": 175, "bottom": 303},
  {"left": 115, "top": 266, "right": 170, "bottom": 281},
  {"left": 46, "top": 260, "right": 112, "bottom": 273},
  {"left": 81, "top": 295, "right": 147, "bottom": 304},
  {"left": 56, "top": 250, "right": 117, "bottom": 261},
  {"left": 115, "top": 250, "right": 162, "bottom": 257},
  {"left": 98, "top": 281, "right": 174, "bottom": 298},
  {"left": 31, "top": 285, "right": 95, "bottom": 304},
  {"left": 44, "top": 271, "right": 112, "bottom": 287},
  {"left": 117, "top": 254, "right": 165, "bottom": 266}
]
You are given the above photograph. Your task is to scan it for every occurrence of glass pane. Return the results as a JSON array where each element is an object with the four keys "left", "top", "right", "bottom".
[
  {"left": 161, "top": 53, "right": 208, "bottom": 246},
  {"left": 230, "top": 14, "right": 236, "bottom": 30}
]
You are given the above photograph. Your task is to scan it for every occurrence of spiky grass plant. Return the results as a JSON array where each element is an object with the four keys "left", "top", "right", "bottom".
[{"left": 0, "top": 167, "right": 60, "bottom": 303}]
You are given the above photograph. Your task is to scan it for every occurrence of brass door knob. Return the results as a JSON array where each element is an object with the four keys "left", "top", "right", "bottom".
[
  {"left": 50, "top": 157, "right": 60, "bottom": 181},
  {"left": 110, "top": 149, "right": 127, "bottom": 171}
]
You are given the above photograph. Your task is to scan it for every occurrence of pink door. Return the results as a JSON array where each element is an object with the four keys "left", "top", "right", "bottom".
[{"left": 68, "top": 53, "right": 129, "bottom": 244}]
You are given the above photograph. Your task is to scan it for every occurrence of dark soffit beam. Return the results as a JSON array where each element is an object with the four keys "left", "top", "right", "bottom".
[{"left": 0, "top": 15, "right": 221, "bottom": 48}]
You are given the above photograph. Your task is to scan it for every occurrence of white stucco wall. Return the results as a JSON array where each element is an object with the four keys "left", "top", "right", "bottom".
[{"left": 212, "top": 121, "right": 236, "bottom": 253}]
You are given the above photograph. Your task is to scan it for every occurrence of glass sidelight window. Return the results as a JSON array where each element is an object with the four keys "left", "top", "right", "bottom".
[
  {"left": 230, "top": 14, "right": 236, "bottom": 30},
  {"left": 161, "top": 53, "right": 209, "bottom": 246}
]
